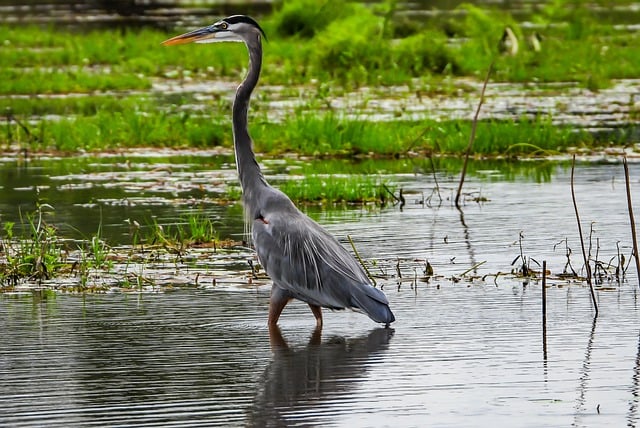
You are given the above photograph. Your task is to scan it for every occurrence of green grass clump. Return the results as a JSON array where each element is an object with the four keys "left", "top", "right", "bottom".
[
  {"left": 0, "top": 205, "right": 64, "bottom": 285},
  {"left": 393, "top": 30, "right": 459, "bottom": 76},
  {"left": 138, "top": 213, "right": 220, "bottom": 251},
  {"left": 0, "top": 94, "right": 137, "bottom": 117},
  {"left": 180, "top": 213, "right": 219, "bottom": 245},
  {"left": 311, "top": 6, "right": 387, "bottom": 81},
  {"left": 278, "top": 174, "right": 394, "bottom": 204}
]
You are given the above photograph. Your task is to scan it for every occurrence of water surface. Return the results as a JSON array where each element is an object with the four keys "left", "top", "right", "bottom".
[
  {"left": 2, "top": 155, "right": 640, "bottom": 426},
  {"left": 2, "top": 283, "right": 639, "bottom": 427}
]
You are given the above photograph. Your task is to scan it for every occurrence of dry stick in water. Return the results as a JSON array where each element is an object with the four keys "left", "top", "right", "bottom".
[
  {"left": 428, "top": 156, "right": 442, "bottom": 202},
  {"left": 542, "top": 260, "right": 547, "bottom": 361},
  {"left": 459, "top": 260, "right": 486, "bottom": 277},
  {"left": 455, "top": 61, "right": 494, "bottom": 209},
  {"left": 571, "top": 155, "right": 599, "bottom": 317},
  {"left": 623, "top": 157, "right": 640, "bottom": 288},
  {"left": 347, "top": 235, "right": 377, "bottom": 287}
]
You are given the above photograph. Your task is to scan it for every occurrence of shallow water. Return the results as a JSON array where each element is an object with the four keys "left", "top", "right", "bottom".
[
  {"left": 2, "top": 155, "right": 640, "bottom": 425},
  {"left": 154, "top": 77, "right": 640, "bottom": 134},
  {"left": 3, "top": 0, "right": 640, "bottom": 29},
  {"left": 2, "top": 282, "right": 640, "bottom": 427},
  {"left": 2, "top": 1, "right": 640, "bottom": 424},
  {"left": 1, "top": 153, "right": 639, "bottom": 283}
]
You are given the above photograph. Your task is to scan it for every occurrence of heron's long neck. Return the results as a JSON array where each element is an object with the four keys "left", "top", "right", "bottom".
[{"left": 233, "top": 36, "right": 266, "bottom": 199}]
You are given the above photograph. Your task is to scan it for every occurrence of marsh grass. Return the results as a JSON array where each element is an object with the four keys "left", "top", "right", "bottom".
[
  {"left": 0, "top": 67, "right": 150, "bottom": 95},
  {"left": 1, "top": 1, "right": 638, "bottom": 92},
  {"left": 5, "top": 108, "right": 228, "bottom": 151},
  {"left": 277, "top": 174, "right": 394, "bottom": 205},
  {"left": 0, "top": 204, "right": 64, "bottom": 284},
  {"left": 0, "top": 94, "right": 139, "bottom": 117},
  {"left": 2, "top": 105, "right": 596, "bottom": 155},
  {"left": 254, "top": 114, "right": 412, "bottom": 156},
  {"left": 137, "top": 213, "right": 220, "bottom": 252},
  {"left": 88, "top": 224, "right": 111, "bottom": 271},
  {"left": 0, "top": 207, "right": 229, "bottom": 289},
  {"left": 255, "top": 113, "right": 593, "bottom": 156},
  {"left": 0, "top": 1, "right": 638, "bottom": 157},
  {"left": 454, "top": 3, "right": 640, "bottom": 88},
  {"left": 179, "top": 213, "right": 220, "bottom": 246}
]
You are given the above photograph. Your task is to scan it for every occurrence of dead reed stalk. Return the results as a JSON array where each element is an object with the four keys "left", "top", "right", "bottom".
[
  {"left": 542, "top": 260, "right": 547, "bottom": 360},
  {"left": 542, "top": 260, "right": 547, "bottom": 324},
  {"left": 347, "top": 235, "right": 376, "bottom": 287},
  {"left": 623, "top": 157, "right": 640, "bottom": 289},
  {"left": 571, "top": 155, "right": 598, "bottom": 317},
  {"left": 455, "top": 61, "right": 494, "bottom": 209}
]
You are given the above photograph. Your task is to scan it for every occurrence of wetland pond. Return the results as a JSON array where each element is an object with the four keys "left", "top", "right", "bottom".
[
  {"left": 2, "top": 153, "right": 640, "bottom": 427},
  {"left": 2, "top": 0, "right": 640, "bottom": 425}
]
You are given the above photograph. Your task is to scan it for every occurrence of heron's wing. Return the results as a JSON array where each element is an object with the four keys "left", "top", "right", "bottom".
[
  {"left": 253, "top": 213, "right": 361, "bottom": 307},
  {"left": 253, "top": 209, "right": 388, "bottom": 311}
]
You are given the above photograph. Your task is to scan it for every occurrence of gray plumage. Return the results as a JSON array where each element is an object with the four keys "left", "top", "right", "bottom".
[{"left": 163, "top": 15, "right": 395, "bottom": 328}]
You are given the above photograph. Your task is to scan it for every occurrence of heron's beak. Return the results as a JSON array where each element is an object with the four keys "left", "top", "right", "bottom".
[{"left": 162, "top": 26, "right": 217, "bottom": 46}]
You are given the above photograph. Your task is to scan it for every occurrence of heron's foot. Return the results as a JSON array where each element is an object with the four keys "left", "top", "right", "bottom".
[
  {"left": 308, "top": 304, "right": 323, "bottom": 329},
  {"left": 268, "top": 292, "right": 291, "bottom": 327}
]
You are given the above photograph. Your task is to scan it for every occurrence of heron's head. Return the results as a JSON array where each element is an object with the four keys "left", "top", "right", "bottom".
[{"left": 162, "top": 15, "right": 266, "bottom": 46}]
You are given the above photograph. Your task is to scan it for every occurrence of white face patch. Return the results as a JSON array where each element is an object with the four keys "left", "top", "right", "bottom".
[{"left": 194, "top": 22, "right": 246, "bottom": 43}]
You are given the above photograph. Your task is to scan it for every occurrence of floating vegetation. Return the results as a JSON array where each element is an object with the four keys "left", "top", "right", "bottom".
[
  {"left": 0, "top": 205, "right": 238, "bottom": 291},
  {"left": 0, "top": 1, "right": 638, "bottom": 296},
  {"left": 0, "top": 201, "right": 633, "bottom": 294}
]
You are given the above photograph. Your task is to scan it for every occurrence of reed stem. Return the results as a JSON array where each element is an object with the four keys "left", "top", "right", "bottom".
[
  {"left": 623, "top": 157, "right": 640, "bottom": 289},
  {"left": 571, "top": 155, "right": 598, "bottom": 317},
  {"left": 455, "top": 61, "right": 493, "bottom": 209}
]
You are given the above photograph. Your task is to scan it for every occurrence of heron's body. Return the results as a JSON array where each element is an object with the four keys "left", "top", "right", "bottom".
[{"left": 163, "top": 15, "right": 395, "bottom": 328}]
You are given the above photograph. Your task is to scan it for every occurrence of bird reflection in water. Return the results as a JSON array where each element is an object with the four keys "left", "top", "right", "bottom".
[{"left": 246, "top": 326, "right": 394, "bottom": 426}]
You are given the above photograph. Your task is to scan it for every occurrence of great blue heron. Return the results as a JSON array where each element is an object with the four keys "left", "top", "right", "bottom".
[{"left": 162, "top": 15, "right": 395, "bottom": 329}]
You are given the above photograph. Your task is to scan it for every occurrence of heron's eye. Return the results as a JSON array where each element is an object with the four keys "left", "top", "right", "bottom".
[{"left": 219, "top": 22, "right": 228, "bottom": 30}]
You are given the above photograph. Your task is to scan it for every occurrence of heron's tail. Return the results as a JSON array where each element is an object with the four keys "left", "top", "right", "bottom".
[{"left": 349, "top": 284, "right": 395, "bottom": 326}]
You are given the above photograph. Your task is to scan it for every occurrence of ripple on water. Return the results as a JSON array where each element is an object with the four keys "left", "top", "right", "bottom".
[{"left": 1, "top": 282, "right": 640, "bottom": 427}]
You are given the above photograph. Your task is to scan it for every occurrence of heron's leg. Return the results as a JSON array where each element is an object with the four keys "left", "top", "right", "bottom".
[
  {"left": 268, "top": 286, "right": 291, "bottom": 327},
  {"left": 308, "top": 304, "right": 323, "bottom": 329}
]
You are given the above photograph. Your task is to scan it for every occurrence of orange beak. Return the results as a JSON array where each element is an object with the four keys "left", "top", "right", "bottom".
[{"left": 162, "top": 26, "right": 216, "bottom": 46}]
